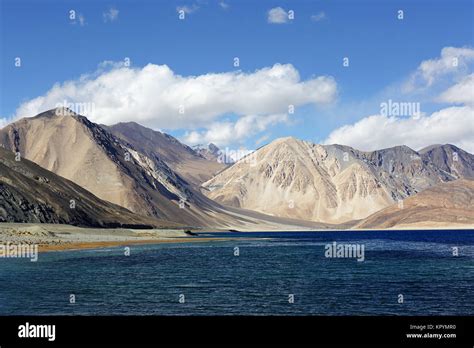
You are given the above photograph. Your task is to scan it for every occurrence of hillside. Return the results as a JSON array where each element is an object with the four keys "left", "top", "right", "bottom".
[
  {"left": 0, "top": 108, "right": 227, "bottom": 227},
  {"left": 105, "top": 122, "right": 226, "bottom": 186},
  {"left": 203, "top": 137, "right": 473, "bottom": 223},
  {"left": 0, "top": 147, "right": 173, "bottom": 228},
  {"left": 356, "top": 179, "right": 474, "bottom": 229}
]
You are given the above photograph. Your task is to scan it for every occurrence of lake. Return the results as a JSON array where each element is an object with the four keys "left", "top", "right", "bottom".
[{"left": 0, "top": 230, "right": 473, "bottom": 315}]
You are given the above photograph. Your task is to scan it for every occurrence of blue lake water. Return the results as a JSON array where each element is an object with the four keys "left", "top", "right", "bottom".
[{"left": 0, "top": 230, "right": 473, "bottom": 315}]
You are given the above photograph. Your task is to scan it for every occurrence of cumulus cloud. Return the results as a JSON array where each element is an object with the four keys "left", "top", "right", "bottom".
[
  {"left": 325, "top": 46, "right": 474, "bottom": 153},
  {"left": 403, "top": 46, "right": 474, "bottom": 92},
  {"left": 437, "top": 74, "right": 474, "bottom": 105},
  {"left": 311, "top": 12, "right": 326, "bottom": 22},
  {"left": 267, "top": 7, "right": 289, "bottom": 24},
  {"left": 324, "top": 106, "right": 474, "bottom": 153},
  {"left": 14, "top": 63, "right": 337, "bottom": 133},
  {"left": 103, "top": 7, "right": 119, "bottom": 22},
  {"left": 182, "top": 114, "right": 289, "bottom": 146}
]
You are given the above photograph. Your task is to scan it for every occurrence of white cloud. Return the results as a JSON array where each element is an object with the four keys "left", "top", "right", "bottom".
[
  {"left": 323, "top": 106, "right": 474, "bottom": 153},
  {"left": 311, "top": 12, "right": 326, "bottom": 22},
  {"left": 177, "top": 5, "right": 199, "bottom": 15},
  {"left": 403, "top": 46, "right": 474, "bottom": 92},
  {"left": 267, "top": 7, "right": 289, "bottom": 24},
  {"left": 0, "top": 118, "right": 8, "bottom": 128},
  {"left": 437, "top": 74, "right": 474, "bottom": 105},
  {"left": 324, "top": 46, "right": 474, "bottom": 153},
  {"left": 103, "top": 7, "right": 119, "bottom": 22},
  {"left": 182, "top": 113, "right": 289, "bottom": 146},
  {"left": 14, "top": 63, "right": 337, "bottom": 131}
]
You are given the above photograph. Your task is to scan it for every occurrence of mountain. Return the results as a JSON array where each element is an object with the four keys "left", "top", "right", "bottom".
[
  {"left": 0, "top": 146, "right": 171, "bottom": 228},
  {"left": 0, "top": 108, "right": 230, "bottom": 227},
  {"left": 193, "top": 143, "right": 229, "bottom": 163},
  {"left": 202, "top": 137, "right": 474, "bottom": 223},
  {"left": 105, "top": 123, "right": 226, "bottom": 186},
  {"left": 203, "top": 137, "right": 392, "bottom": 223},
  {"left": 356, "top": 179, "right": 474, "bottom": 229},
  {"left": 3, "top": 109, "right": 471, "bottom": 228},
  {"left": 419, "top": 144, "right": 474, "bottom": 179}
]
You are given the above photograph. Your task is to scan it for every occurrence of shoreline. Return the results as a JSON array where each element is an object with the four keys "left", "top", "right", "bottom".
[
  {"left": 1, "top": 222, "right": 473, "bottom": 254},
  {"left": 38, "top": 237, "right": 229, "bottom": 252}
]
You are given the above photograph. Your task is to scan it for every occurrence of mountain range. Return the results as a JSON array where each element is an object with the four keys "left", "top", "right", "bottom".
[
  {"left": 0, "top": 146, "right": 169, "bottom": 228},
  {"left": 0, "top": 108, "right": 472, "bottom": 230},
  {"left": 203, "top": 137, "right": 473, "bottom": 223}
]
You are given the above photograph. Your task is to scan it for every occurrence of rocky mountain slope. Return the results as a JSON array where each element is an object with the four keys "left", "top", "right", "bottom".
[
  {"left": 0, "top": 108, "right": 231, "bottom": 227},
  {"left": 193, "top": 143, "right": 228, "bottom": 163},
  {"left": 203, "top": 137, "right": 473, "bottom": 223},
  {"left": 0, "top": 147, "right": 172, "bottom": 228},
  {"left": 356, "top": 179, "right": 474, "bottom": 229},
  {"left": 105, "top": 123, "right": 226, "bottom": 186},
  {"left": 419, "top": 144, "right": 474, "bottom": 179},
  {"left": 3, "top": 109, "right": 471, "bottom": 229}
]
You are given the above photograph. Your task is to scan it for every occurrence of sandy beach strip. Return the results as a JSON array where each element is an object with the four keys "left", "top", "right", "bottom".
[
  {"left": 38, "top": 237, "right": 231, "bottom": 252},
  {"left": 0, "top": 223, "right": 241, "bottom": 253}
]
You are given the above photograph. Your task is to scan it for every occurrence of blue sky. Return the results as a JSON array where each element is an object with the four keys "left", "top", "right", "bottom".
[{"left": 1, "top": 0, "right": 473, "bottom": 151}]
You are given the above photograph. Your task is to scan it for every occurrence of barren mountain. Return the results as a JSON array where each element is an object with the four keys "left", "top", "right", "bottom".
[
  {"left": 203, "top": 137, "right": 474, "bottom": 223},
  {"left": 356, "top": 179, "right": 474, "bottom": 229},
  {"left": 105, "top": 123, "right": 226, "bottom": 186},
  {"left": 419, "top": 144, "right": 474, "bottom": 179},
  {"left": 193, "top": 143, "right": 228, "bottom": 163},
  {"left": 0, "top": 109, "right": 332, "bottom": 230},
  {"left": 0, "top": 147, "right": 172, "bottom": 228},
  {"left": 0, "top": 108, "right": 229, "bottom": 227}
]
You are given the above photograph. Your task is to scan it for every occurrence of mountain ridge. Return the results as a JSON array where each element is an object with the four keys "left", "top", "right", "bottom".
[
  {"left": 0, "top": 109, "right": 223, "bottom": 227},
  {"left": 104, "top": 122, "right": 227, "bottom": 186},
  {"left": 203, "top": 137, "right": 473, "bottom": 223},
  {"left": 2, "top": 109, "right": 472, "bottom": 228},
  {"left": 0, "top": 146, "right": 174, "bottom": 228},
  {"left": 356, "top": 178, "right": 474, "bottom": 229}
]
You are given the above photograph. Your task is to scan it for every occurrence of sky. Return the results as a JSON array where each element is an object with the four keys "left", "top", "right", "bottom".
[{"left": 0, "top": 0, "right": 473, "bottom": 152}]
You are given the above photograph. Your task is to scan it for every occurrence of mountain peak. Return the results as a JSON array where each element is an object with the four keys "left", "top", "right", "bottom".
[
  {"left": 193, "top": 143, "right": 224, "bottom": 162},
  {"left": 106, "top": 122, "right": 227, "bottom": 186},
  {"left": 376, "top": 144, "right": 417, "bottom": 154},
  {"left": 271, "top": 136, "right": 300, "bottom": 145},
  {"left": 203, "top": 135, "right": 474, "bottom": 224},
  {"left": 32, "top": 107, "right": 78, "bottom": 119},
  {"left": 419, "top": 143, "right": 465, "bottom": 154}
]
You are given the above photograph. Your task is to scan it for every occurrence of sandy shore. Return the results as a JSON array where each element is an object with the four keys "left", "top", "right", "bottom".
[
  {"left": 38, "top": 237, "right": 228, "bottom": 252},
  {"left": 1, "top": 222, "right": 471, "bottom": 253},
  {"left": 0, "top": 223, "right": 232, "bottom": 253}
]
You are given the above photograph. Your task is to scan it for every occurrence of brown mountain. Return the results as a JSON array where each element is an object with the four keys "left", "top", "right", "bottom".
[
  {"left": 0, "top": 108, "right": 232, "bottom": 227},
  {"left": 104, "top": 122, "right": 226, "bottom": 187},
  {"left": 356, "top": 179, "right": 474, "bottom": 229},
  {"left": 193, "top": 143, "right": 228, "bottom": 163},
  {"left": 203, "top": 137, "right": 473, "bottom": 223},
  {"left": 0, "top": 146, "right": 173, "bottom": 228},
  {"left": 419, "top": 144, "right": 474, "bottom": 179},
  {"left": 1, "top": 108, "right": 322, "bottom": 230}
]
